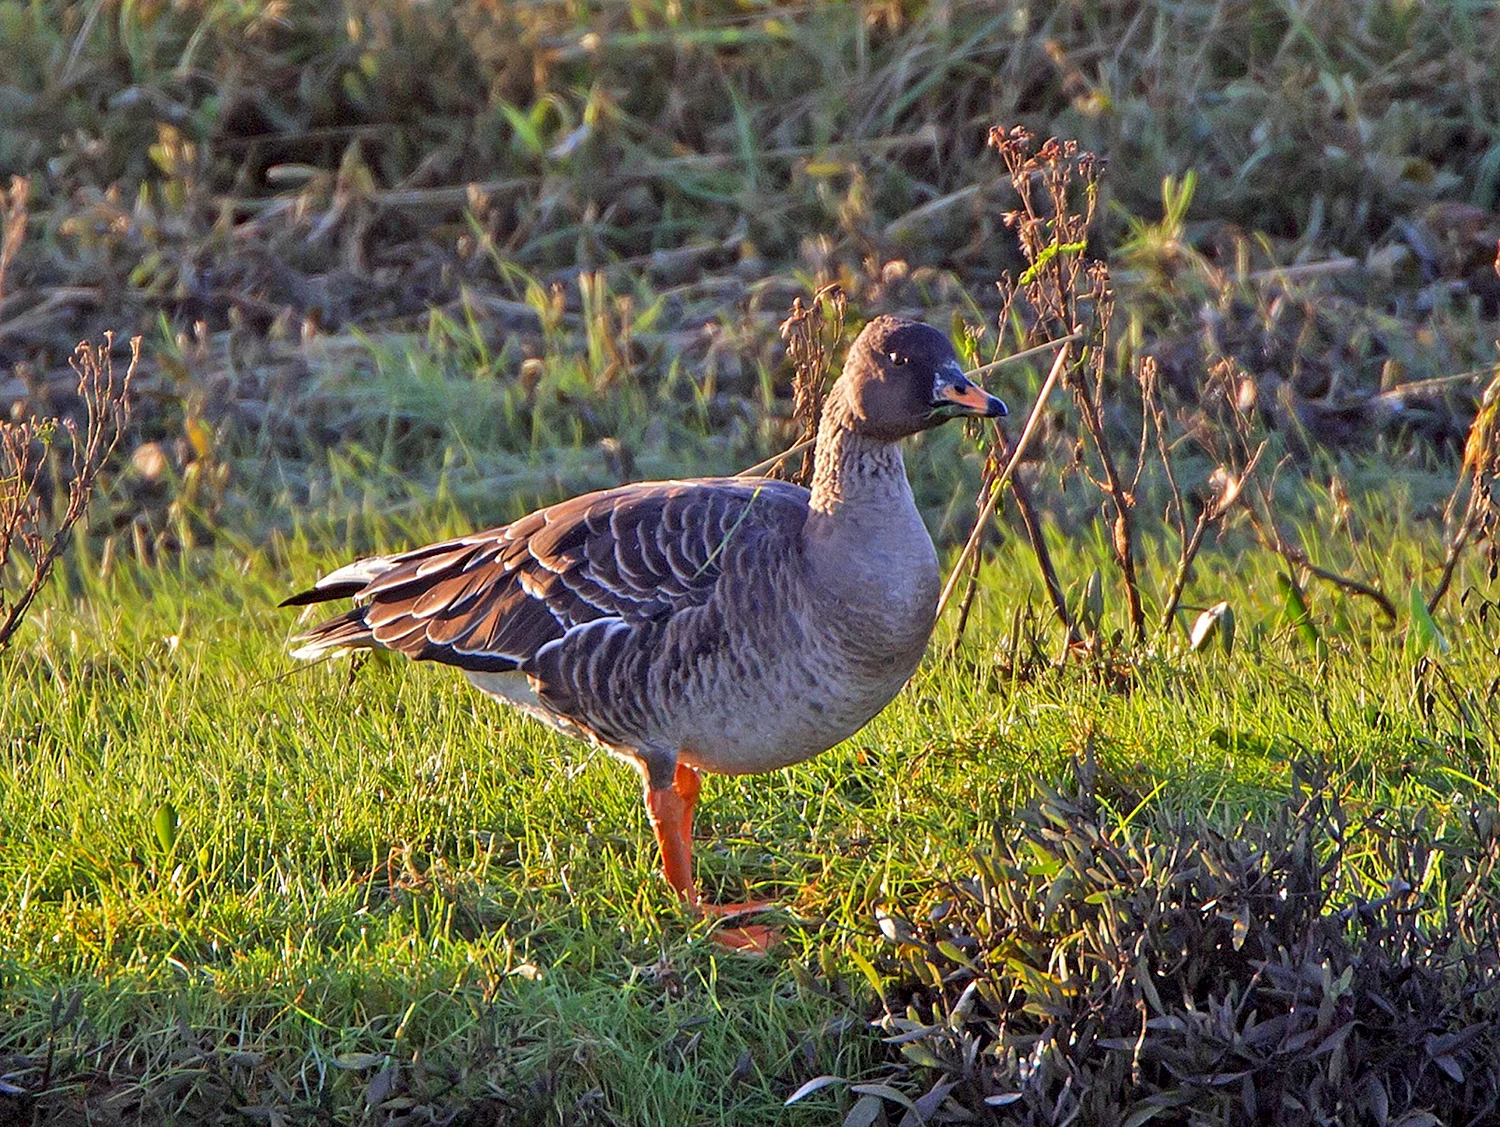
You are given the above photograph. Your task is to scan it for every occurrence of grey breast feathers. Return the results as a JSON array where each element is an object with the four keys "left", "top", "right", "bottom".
[{"left": 284, "top": 478, "right": 811, "bottom": 723}]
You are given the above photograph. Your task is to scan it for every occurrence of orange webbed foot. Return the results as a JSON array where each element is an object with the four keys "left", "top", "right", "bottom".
[
  {"left": 700, "top": 898, "right": 782, "bottom": 952},
  {"left": 644, "top": 761, "right": 785, "bottom": 952},
  {"left": 699, "top": 899, "right": 778, "bottom": 921},
  {"left": 708, "top": 921, "right": 781, "bottom": 954}
]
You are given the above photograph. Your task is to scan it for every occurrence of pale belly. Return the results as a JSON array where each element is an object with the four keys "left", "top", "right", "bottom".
[
  {"left": 462, "top": 634, "right": 925, "bottom": 777},
  {"left": 672, "top": 645, "right": 923, "bottom": 774}
]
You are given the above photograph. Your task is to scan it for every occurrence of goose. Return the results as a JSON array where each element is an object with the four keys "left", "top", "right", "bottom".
[{"left": 282, "top": 315, "right": 1006, "bottom": 949}]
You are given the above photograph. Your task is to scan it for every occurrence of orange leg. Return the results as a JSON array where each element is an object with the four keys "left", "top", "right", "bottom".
[
  {"left": 644, "top": 780, "right": 699, "bottom": 907},
  {"left": 672, "top": 762, "right": 701, "bottom": 862},
  {"left": 645, "top": 763, "right": 780, "bottom": 953}
]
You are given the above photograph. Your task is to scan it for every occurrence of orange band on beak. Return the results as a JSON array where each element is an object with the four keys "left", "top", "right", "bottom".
[
  {"left": 938, "top": 382, "right": 993, "bottom": 412},
  {"left": 937, "top": 381, "right": 1004, "bottom": 415}
]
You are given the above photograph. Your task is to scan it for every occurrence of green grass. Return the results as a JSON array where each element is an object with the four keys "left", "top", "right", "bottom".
[
  {"left": 4, "top": 0, "right": 1500, "bottom": 1119},
  {"left": 4, "top": 460, "right": 1498, "bottom": 1122}
]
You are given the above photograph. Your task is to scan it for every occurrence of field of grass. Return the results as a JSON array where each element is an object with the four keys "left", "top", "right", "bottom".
[
  {"left": 4, "top": 0, "right": 1500, "bottom": 1123},
  {"left": 4, "top": 472, "right": 1499, "bottom": 1122}
]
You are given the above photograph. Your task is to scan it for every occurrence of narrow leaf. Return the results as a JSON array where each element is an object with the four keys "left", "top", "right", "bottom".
[
  {"left": 846, "top": 948, "right": 884, "bottom": 998},
  {"left": 844, "top": 1094, "right": 883, "bottom": 1127},
  {"left": 1408, "top": 583, "right": 1449, "bottom": 654},
  {"left": 1277, "top": 573, "right": 1321, "bottom": 655},
  {"left": 153, "top": 802, "right": 178, "bottom": 854},
  {"left": 851, "top": 1083, "right": 918, "bottom": 1113},
  {"left": 785, "top": 1075, "right": 844, "bottom": 1106}
]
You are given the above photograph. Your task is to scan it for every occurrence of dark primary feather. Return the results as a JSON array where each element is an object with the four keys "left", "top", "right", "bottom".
[
  {"left": 287, "top": 478, "right": 811, "bottom": 677},
  {"left": 280, "top": 582, "right": 364, "bottom": 607}
]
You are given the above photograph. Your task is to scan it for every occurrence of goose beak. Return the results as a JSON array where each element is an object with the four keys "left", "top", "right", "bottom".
[{"left": 932, "top": 363, "right": 1008, "bottom": 418}]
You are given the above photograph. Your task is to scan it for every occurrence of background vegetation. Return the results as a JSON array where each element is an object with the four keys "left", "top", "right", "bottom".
[{"left": 3, "top": 0, "right": 1500, "bottom": 1123}]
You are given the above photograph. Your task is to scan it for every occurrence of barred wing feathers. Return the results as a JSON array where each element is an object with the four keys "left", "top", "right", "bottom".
[{"left": 283, "top": 478, "right": 810, "bottom": 682}]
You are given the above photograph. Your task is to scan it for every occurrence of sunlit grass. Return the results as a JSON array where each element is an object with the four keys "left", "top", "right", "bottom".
[
  {"left": 4, "top": 2, "right": 1500, "bottom": 1116},
  {"left": 4, "top": 458, "right": 1497, "bottom": 1119}
]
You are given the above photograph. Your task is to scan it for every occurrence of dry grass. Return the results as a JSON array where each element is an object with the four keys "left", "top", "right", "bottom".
[{"left": 3, "top": 0, "right": 1498, "bottom": 481}]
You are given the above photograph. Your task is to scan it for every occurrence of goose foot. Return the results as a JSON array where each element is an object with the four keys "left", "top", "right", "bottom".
[
  {"left": 701, "top": 898, "right": 781, "bottom": 952},
  {"left": 644, "top": 763, "right": 784, "bottom": 951},
  {"left": 707, "top": 920, "right": 781, "bottom": 954}
]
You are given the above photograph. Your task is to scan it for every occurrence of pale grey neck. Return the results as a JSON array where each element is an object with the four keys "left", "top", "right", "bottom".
[
  {"left": 802, "top": 405, "right": 941, "bottom": 654},
  {"left": 807, "top": 409, "right": 912, "bottom": 518}
]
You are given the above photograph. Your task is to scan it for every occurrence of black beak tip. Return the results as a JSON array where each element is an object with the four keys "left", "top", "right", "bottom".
[{"left": 988, "top": 395, "right": 1009, "bottom": 418}]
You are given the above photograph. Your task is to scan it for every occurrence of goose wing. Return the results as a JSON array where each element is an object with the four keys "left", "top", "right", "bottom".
[{"left": 283, "top": 477, "right": 809, "bottom": 674}]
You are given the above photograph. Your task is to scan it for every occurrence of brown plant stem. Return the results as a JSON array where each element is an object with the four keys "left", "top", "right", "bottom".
[
  {"left": 936, "top": 343, "right": 1070, "bottom": 621},
  {"left": 1082, "top": 398, "right": 1146, "bottom": 642},
  {"left": 0, "top": 335, "right": 136, "bottom": 649},
  {"left": 1426, "top": 526, "right": 1473, "bottom": 616},
  {"left": 1156, "top": 511, "right": 1215, "bottom": 637},
  {"left": 1156, "top": 443, "right": 1268, "bottom": 636},
  {"left": 947, "top": 537, "right": 985, "bottom": 657},
  {"left": 947, "top": 444, "right": 1077, "bottom": 653},
  {"left": 1248, "top": 496, "right": 1397, "bottom": 624},
  {"left": 1005, "top": 467, "right": 1076, "bottom": 643},
  {"left": 1427, "top": 369, "right": 1500, "bottom": 615}
]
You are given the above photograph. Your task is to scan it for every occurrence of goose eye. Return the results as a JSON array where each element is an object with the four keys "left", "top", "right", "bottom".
[{"left": 888, "top": 352, "right": 908, "bottom": 366}]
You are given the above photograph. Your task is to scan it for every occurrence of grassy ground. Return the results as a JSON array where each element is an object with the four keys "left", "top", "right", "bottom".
[
  {"left": 4, "top": 0, "right": 1500, "bottom": 1122},
  {"left": 4, "top": 466, "right": 1499, "bottom": 1122}
]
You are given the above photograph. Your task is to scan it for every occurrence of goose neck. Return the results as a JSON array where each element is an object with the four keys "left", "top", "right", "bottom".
[{"left": 807, "top": 410, "right": 910, "bottom": 518}]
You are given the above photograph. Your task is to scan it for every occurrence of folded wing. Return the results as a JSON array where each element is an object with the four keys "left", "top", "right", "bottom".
[{"left": 283, "top": 478, "right": 809, "bottom": 677}]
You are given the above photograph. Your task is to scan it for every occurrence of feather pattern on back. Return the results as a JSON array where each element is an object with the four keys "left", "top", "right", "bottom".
[{"left": 286, "top": 477, "right": 813, "bottom": 748}]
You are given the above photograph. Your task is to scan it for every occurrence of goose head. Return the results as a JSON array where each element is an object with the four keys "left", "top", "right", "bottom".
[{"left": 829, "top": 316, "right": 1007, "bottom": 441}]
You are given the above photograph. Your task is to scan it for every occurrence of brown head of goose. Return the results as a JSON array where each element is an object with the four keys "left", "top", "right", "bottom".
[{"left": 283, "top": 315, "right": 1005, "bottom": 948}]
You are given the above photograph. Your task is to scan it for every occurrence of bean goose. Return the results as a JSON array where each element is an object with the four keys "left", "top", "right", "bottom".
[{"left": 282, "top": 316, "right": 1005, "bottom": 948}]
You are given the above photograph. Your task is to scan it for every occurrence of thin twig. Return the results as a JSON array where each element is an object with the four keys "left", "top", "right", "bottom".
[
  {"left": 1428, "top": 370, "right": 1500, "bottom": 614},
  {"left": 950, "top": 432, "right": 1077, "bottom": 652},
  {"left": 1427, "top": 523, "right": 1475, "bottom": 617},
  {"left": 1156, "top": 441, "right": 1267, "bottom": 634},
  {"left": 1246, "top": 484, "right": 1398, "bottom": 624},
  {"left": 947, "top": 536, "right": 985, "bottom": 657},
  {"left": 735, "top": 437, "right": 814, "bottom": 479},
  {"left": 0, "top": 336, "right": 136, "bottom": 649},
  {"left": 935, "top": 343, "right": 1072, "bottom": 621},
  {"left": 1243, "top": 256, "right": 1358, "bottom": 285},
  {"left": 1300, "top": 557, "right": 1398, "bottom": 623},
  {"left": 964, "top": 332, "right": 1083, "bottom": 378},
  {"left": 1005, "top": 470, "right": 1076, "bottom": 642}
]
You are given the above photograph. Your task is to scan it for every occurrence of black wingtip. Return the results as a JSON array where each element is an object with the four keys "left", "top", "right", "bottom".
[{"left": 279, "top": 582, "right": 365, "bottom": 608}]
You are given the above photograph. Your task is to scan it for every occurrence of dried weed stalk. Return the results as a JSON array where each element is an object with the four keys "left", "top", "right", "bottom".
[
  {"left": 950, "top": 446, "right": 1076, "bottom": 653},
  {"left": 961, "top": 128, "right": 1145, "bottom": 647},
  {"left": 963, "top": 412, "right": 1077, "bottom": 650},
  {"left": 1245, "top": 474, "right": 1399, "bottom": 624},
  {"left": 1188, "top": 356, "right": 1396, "bottom": 623},
  {"left": 1428, "top": 366, "right": 1500, "bottom": 614},
  {"left": 1, "top": 335, "right": 137, "bottom": 649},
  {"left": 776, "top": 284, "right": 847, "bottom": 486},
  {"left": 963, "top": 129, "right": 1402, "bottom": 656},
  {"left": 1153, "top": 356, "right": 1267, "bottom": 633},
  {"left": 1064, "top": 265, "right": 1147, "bottom": 642}
]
